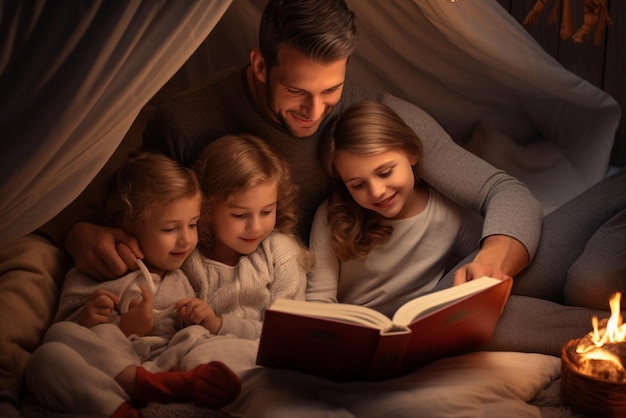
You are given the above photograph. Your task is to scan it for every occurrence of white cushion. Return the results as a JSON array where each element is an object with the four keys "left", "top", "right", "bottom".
[
  {"left": 226, "top": 350, "right": 562, "bottom": 418},
  {"left": 465, "top": 121, "right": 587, "bottom": 214}
]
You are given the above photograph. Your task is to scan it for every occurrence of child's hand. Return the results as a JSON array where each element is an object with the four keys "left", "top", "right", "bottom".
[
  {"left": 119, "top": 285, "right": 154, "bottom": 337},
  {"left": 176, "top": 298, "right": 222, "bottom": 334},
  {"left": 78, "top": 289, "right": 119, "bottom": 327}
]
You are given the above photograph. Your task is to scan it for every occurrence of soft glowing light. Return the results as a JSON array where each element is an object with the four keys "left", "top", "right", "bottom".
[
  {"left": 589, "top": 292, "right": 625, "bottom": 345},
  {"left": 576, "top": 292, "right": 625, "bottom": 372}
]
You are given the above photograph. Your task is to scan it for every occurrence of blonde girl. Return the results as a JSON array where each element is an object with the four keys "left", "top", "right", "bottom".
[
  {"left": 26, "top": 152, "right": 241, "bottom": 418},
  {"left": 183, "top": 133, "right": 312, "bottom": 339},
  {"left": 307, "top": 101, "right": 482, "bottom": 317}
]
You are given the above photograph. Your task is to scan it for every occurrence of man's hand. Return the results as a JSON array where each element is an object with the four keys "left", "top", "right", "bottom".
[
  {"left": 65, "top": 221, "right": 143, "bottom": 280},
  {"left": 77, "top": 289, "right": 120, "bottom": 327},
  {"left": 453, "top": 234, "right": 528, "bottom": 286},
  {"left": 453, "top": 262, "right": 512, "bottom": 286},
  {"left": 176, "top": 298, "right": 222, "bottom": 334},
  {"left": 119, "top": 285, "right": 154, "bottom": 337}
]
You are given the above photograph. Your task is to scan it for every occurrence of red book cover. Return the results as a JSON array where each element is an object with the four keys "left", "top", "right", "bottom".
[{"left": 256, "top": 277, "right": 511, "bottom": 381}]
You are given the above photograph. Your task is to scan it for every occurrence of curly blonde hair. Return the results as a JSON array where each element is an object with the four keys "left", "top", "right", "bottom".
[
  {"left": 320, "top": 101, "right": 424, "bottom": 261},
  {"left": 193, "top": 134, "right": 313, "bottom": 270},
  {"left": 104, "top": 151, "right": 200, "bottom": 234}
]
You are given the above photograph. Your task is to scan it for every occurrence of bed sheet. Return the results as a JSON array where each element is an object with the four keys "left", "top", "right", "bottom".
[
  {"left": 19, "top": 334, "right": 585, "bottom": 418},
  {"left": 185, "top": 336, "right": 573, "bottom": 418}
]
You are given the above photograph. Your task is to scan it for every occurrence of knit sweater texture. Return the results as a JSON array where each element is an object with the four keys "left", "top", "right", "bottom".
[{"left": 182, "top": 231, "right": 307, "bottom": 340}]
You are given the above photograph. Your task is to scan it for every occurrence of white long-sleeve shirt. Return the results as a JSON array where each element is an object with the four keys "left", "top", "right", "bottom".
[{"left": 307, "top": 185, "right": 482, "bottom": 318}]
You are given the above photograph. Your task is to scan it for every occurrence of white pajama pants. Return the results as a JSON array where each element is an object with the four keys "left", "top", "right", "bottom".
[{"left": 24, "top": 322, "right": 220, "bottom": 416}]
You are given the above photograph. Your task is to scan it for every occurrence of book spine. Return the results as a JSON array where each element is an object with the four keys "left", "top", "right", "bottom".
[{"left": 367, "top": 328, "right": 411, "bottom": 380}]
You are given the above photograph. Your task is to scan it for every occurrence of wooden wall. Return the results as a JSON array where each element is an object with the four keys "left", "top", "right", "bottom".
[{"left": 497, "top": 0, "right": 626, "bottom": 167}]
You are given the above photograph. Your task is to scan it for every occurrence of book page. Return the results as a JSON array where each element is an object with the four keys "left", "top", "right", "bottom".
[
  {"left": 269, "top": 298, "right": 393, "bottom": 330},
  {"left": 392, "top": 276, "right": 502, "bottom": 325}
]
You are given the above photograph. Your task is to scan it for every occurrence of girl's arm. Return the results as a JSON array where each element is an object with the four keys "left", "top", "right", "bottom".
[{"left": 306, "top": 200, "right": 340, "bottom": 303}]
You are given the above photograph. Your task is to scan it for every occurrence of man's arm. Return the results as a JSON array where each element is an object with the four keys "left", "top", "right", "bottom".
[
  {"left": 453, "top": 234, "right": 529, "bottom": 285},
  {"left": 383, "top": 94, "right": 543, "bottom": 281}
]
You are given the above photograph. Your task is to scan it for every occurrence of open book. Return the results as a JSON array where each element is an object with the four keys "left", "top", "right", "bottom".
[{"left": 256, "top": 276, "right": 512, "bottom": 381}]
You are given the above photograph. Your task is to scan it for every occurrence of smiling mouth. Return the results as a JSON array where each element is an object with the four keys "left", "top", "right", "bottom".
[
  {"left": 375, "top": 193, "right": 396, "bottom": 207},
  {"left": 292, "top": 116, "right": 315, "bottom": 128}
]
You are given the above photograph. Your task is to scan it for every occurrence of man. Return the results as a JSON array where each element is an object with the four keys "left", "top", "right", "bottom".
[{"left": 66, "top": 0, "right": 542, "bottom": 290}]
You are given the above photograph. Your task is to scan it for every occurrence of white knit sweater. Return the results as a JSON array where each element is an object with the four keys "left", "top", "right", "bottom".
[{"left": 182, "top": 231, "right": 307, "bottom": 339}]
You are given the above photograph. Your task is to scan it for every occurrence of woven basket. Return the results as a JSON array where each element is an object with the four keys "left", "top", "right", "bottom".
[{"left": 560, "top": 338, "right": 626, "bottom": 418}]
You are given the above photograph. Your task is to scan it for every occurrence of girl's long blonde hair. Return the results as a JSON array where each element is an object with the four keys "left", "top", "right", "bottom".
[
  {"left": 193, "top": 134, "right": 313, "bottom": 270},
  {"left": 320, "top": 101, "right": 424, "bottom": 261}
]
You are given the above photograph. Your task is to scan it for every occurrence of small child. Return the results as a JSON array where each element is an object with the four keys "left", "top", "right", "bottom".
[
  {"left": 25, "top": 152, "right": 241, "bottom": 418},
  {"left": 182, "top": 133, "right": 313, "bottom": 340},
  {"left": 307, "top": 101, "right": 483, "bottom": 317}
]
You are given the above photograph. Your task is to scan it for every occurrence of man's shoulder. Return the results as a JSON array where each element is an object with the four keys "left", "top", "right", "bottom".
[
  {"left": 342, "top": 83, "right": 441, "bottom": 138},
  {"left": 142, "top": 65, "right": 250, "bottom": 160},
  {"left": 341, "top": 79, "right": 424, "bottom": 114},
  {"left": 340, "top": 79, "right": 385, "bottom": 106},
  {"left": 160, "top": 66, "right": 245, "bottom": 108}
]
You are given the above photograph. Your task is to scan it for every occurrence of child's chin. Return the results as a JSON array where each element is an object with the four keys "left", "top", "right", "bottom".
[
  {"left": 373, "top": 207, "right": 393, "bottom": 218},
  {"left": 165, "top": 261, "right": 185, "bottom": 271}
]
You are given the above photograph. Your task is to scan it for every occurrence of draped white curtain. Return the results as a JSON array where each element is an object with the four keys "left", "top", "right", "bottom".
[{"left": 0, "top": 0, "right": 232, "bottom": 244}]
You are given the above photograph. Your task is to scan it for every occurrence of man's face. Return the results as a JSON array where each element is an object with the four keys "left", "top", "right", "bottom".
[{"left": 264, "top": 45, "right": 347, "bottom": 138}]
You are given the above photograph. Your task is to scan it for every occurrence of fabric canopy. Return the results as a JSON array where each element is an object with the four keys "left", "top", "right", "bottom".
[
  {"left": 0, "top": 0, "right": 620, "bottom": 244},
  {"left": 0, "top": 0, "right": 231, "bottom": 244}
]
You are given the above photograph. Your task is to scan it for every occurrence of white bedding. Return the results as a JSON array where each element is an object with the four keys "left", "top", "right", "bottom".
[
  {"left": 177, "top": 336, "right": 567, "bottom": 418},
  {"left": 233, "top": 353, "right": 560, "bottom": 418},
  {"left": 18, "top": 334, "right": 578, "bottom": 418}
]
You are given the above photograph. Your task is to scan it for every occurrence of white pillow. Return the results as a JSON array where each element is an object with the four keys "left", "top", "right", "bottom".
[
  {"left": 228, "top": 351, "right": 562, "bottom": 418},
  {"left": 465, "top": 121, "right": 587, "bottom": 214}
]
